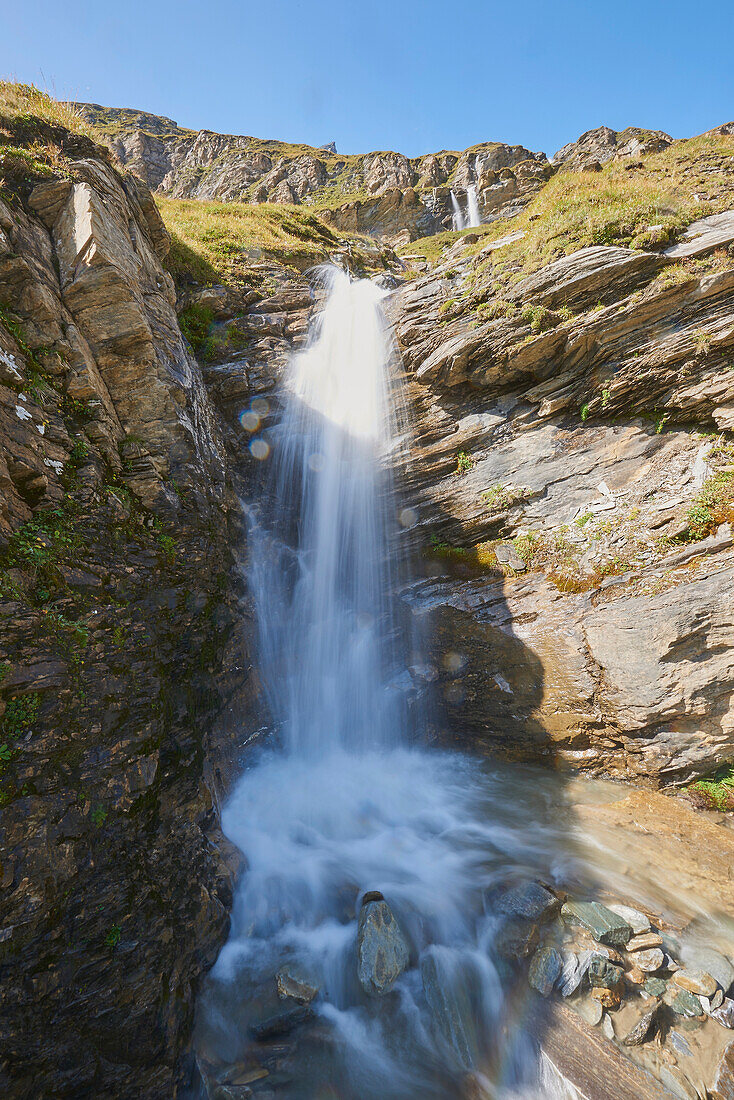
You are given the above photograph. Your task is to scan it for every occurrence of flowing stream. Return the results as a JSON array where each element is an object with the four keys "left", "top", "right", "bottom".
[
  {"left": 195, "top": 267, "right": 576, "bottom": 1098},
  {"left": 193, "top": 268, "right": 731, "bottom": 1098}
]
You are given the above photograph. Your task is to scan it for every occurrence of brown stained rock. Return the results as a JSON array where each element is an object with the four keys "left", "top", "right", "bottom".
[
  {"left": 672, "top": 968, "right": 719, "bottom": 997},
  {"left": 626, "top": 932, "right": 663, "bottom": 952},
  {"left": 590, "top": 985, "right": 623, "bottom": 1010}
]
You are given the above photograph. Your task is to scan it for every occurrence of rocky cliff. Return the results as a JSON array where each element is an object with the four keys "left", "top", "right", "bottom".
[
  {"left": 3, "top": 80, "right": 734, "bottom": 1097},
  {"left": 77, "top": 103, "right": 555, "bottom": 244},
  {"left": 390, "top": 128, "right": 734, "bottom": 787},
  {"left": 0, "top": 84, "right": 255, "bottom": 1099}
]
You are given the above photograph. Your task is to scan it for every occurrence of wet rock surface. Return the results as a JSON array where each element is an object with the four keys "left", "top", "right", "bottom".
[{"left": 357, "top": 895, "right": 411, "bottom": 995}]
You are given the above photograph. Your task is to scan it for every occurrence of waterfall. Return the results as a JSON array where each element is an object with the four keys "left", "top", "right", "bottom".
[
  {"left": 450, "top": 189, "right": 465, "bottom": 230},
  {"left": 197, "top": 266, "right": 576, "bottom": 1099},
  {"left": 450, "top": 186, "right": 481, "bottom": 230},
  {"left": 466, "top": 183, "right": 481, "bottom": 227},
  {"left": 248, "top": 266, "right": 409, "bottom": 758}
]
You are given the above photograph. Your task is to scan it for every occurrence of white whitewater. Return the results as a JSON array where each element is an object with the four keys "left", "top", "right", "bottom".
[
  {"left": 450, "top": 189, "right": 466, "bottom": 231},
  {"left": 466, "top": 183, "right": 482, "bottom": 227},
  {"left": 450, "top": 186, "right": 481, "bottom": 230},
  {"left": 199, "top": 267, "right": 574, "bottom": 1099}
]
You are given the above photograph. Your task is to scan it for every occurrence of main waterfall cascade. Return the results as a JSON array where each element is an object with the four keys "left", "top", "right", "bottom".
[{"left": 196, "top": 268, "right": 576, "bottom": 1098}]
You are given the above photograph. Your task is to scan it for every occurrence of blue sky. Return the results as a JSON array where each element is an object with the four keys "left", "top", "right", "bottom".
[{"left": 4, "top": 0, "right": 733, "bottom": 157}]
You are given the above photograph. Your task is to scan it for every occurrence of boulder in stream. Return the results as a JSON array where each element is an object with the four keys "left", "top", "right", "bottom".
[
  {"left": 561, "top": 900, "right": 633, "bottom": 946},
  {"left": 528, "top": 945, "right": 563, "bottom": 996},
  {"left": 357, "top": 894, "right": 410, "bottom": 995}
]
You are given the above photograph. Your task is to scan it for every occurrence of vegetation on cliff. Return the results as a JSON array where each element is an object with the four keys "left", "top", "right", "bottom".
[{"left": 159, "top": 196, "right": 342, "bottom": 284}]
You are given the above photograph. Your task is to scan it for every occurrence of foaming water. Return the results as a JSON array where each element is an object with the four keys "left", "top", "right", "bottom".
[
  {"left": 198, "top": 266, "right": 573, "bottom": 1098},
  {"left": 450, "top": 185, "right": 482, "bottom": 230},
  {"left": 466, "top": 183, "right": 481, "bottom": 227}
]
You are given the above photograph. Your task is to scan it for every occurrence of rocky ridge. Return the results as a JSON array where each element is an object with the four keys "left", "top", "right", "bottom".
[{"left": 78, "top": 103, "right": 556, "bottom": 243}]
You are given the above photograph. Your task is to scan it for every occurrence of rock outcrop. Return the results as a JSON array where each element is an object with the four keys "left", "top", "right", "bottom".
[
  {"left": 552, "top": 126, "right": 673, "bottom": 171},
  {"left": 0, "top": 100, "right": 254, "bottom": 1099},
  {"left": 77, "top": 105, "right": 554, "bottom": 242},
  {"left": 392, "top": 208, "right": 734, "bottom": 784}
]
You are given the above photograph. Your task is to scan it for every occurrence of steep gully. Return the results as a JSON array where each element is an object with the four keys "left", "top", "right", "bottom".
[
  {"left": 2, "top": 120, "right": 734, "bottom": 1097},
  {"left": 189, "top": 269, "right": 734, "bottom": 1100}
]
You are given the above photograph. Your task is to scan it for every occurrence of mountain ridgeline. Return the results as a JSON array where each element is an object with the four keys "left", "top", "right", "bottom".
[{"left": 78, "top": 102, "right": 679, "bottom": 245}]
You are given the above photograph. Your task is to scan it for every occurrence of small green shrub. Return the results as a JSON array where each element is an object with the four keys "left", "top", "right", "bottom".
[
  {"left": 456, "top": 451, "right": 474, "bottom": 475},
  {"left": 482, "top": 483, "right": 528, "bottom": 513},
  {"left": 104, "top": 924, "right": 121, "bottom": 950},
  {"left": 179, "top": 303, "right": 214, "bottom": 353},
  {"left": 685, "top": 471, "right": 734, "bottom": 539}
]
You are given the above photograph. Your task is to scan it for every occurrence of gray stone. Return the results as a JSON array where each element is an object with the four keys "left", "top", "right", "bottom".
[
  {"left": 495, "top": 919, "right": 539, "bottom": 959},
  {"left": 601, "top": 1013, "right": 615, "bottom": 1040},
  {"left": 276, "top": 965, "right": 319, "bottom": 1004},
  {"left": 574, "top": 995, "right": 603, "bottom": 1026},
  {"left": 357, "top": 897, "right": 410, "bottom": 995},
  {"left": 528, "top": 945, "right": 563, "bottom": 996},
  {"left": 494, "top": 881, "right": 560, "bottom": 923},
  {"left": 560, "top": 901, "right": 632, "bottom": 946},
  {"left": 670, "top": 988, "right": 704, "bottom": 1017},
  {"left": 623, "top": 1004, "right": 659, "bottom": 1046},
  {"left": 680, "top": 946, "right": 734, "bottom": 994},
  {"left": 607, "top": 904, "right": 650, "bottom": 935},
  {"left": 643, "top": 977, "right": 668, "bottom": 997},
  {"left": 634, "top": 948, "right": 665, "bottom": 973},
  {"left": 588, "top": 956, "right": 624, "bottom": 990},
  {"left": 665, "top": 210, "right": 734, "bottom": 259},
  {"left": 493, "top": 542, "right": 526, "bottom": 572}
]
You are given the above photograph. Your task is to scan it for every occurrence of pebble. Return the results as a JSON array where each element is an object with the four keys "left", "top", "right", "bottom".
[
  {"left": 601, "top": 1013, "right": 615, "bottom": 1040},
  {"left": 670, "top": 988, "right": 704, "bottom": 1018},
  {"left": 589, "top": 956, "right": 624, "bottom": 990},
  {"left": 607, "top": 904, "right": 650, "bottom": 935},
  {"left": 644, "top": 976, "right": 668, "bottom": 997},
  {"left": 634, "top": 948, "right": 665, "bottom": 973},
  {"left": 591, "top": 985, "right": 622, "bottom": 1010},
  {"left": 672, "top": 967, "right": 719, "bottom": 997},
  {"left": 680, "top": 946, "right": 734, "bottom": 994},
  {"left": 625, "top": 965, "right": 646, "bottom": 985},
  {"left": 623, "top": 1003, "right": 659, "bottom": 1046},
  {"left": 575, "top": 996, "right": 603, "bottom": 1026},
  {"left": 626, "top": 932, "right": 663, "bottom": 952}
]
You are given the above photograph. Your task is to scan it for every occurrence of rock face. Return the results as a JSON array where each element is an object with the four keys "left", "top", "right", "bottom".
[
  {"left": 78, "top": 104, "right": 554, "bottom": 242},
  {"left": 0, "top": 110, "right": 254, "bottom": 1098},
  {"left": 552, "top": 125, "right": 673, "bottom": 170},
  {"left": 393, "top": 201, "right": 734, "bottom": 782}
]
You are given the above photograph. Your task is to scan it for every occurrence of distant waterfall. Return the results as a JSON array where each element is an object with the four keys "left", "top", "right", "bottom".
[
  {"left": 450, "top": 186, "right": 481, "bottom": 230},
  {"left": 466, "top": 183, "right": 481, "bottom": 227}
]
